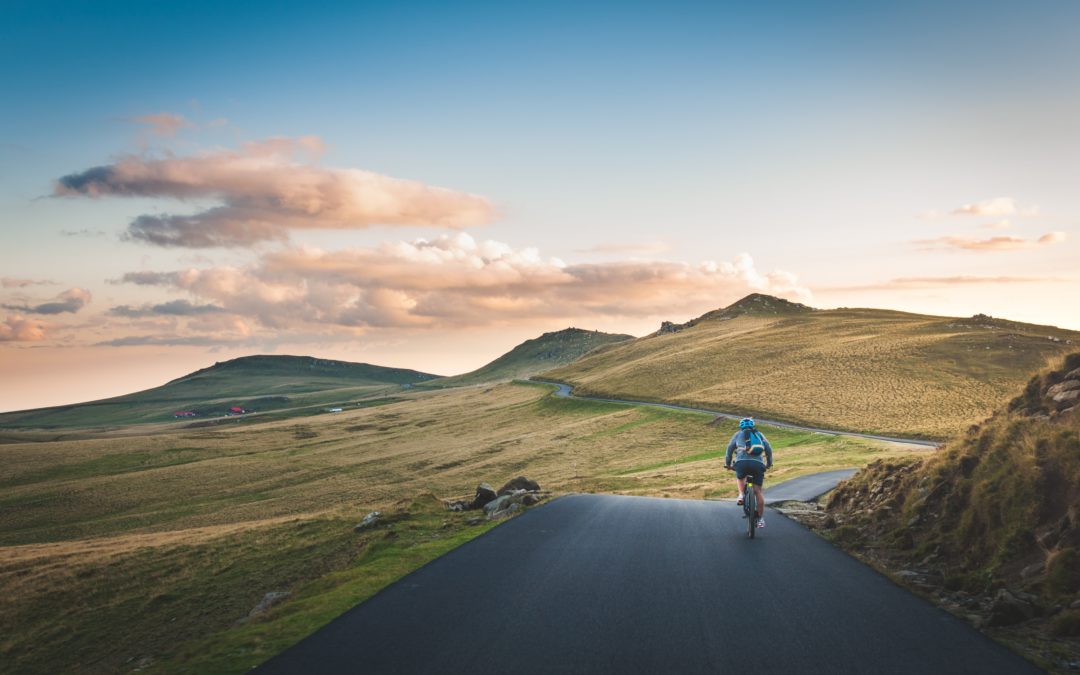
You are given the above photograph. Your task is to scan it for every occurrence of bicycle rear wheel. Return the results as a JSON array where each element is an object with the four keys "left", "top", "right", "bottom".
[{"left": 746, "top": 486, "right": 757, "bottom": 539}]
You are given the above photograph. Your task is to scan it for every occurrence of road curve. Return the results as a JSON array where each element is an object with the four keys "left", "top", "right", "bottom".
[
  {"left": 256, "top": 494, "right": 1037, "bottom": 674},
  {"left": 534, "top": 381, "right": 939, "bottom": 448}
]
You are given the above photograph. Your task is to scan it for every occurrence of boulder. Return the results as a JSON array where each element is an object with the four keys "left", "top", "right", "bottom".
[
  {"left": 483, "top": 494, "right": 512, "bottom": 515},
  {"left": 1020, "top": 561, "right": 1045, "bottom": 580},
  {"left": 986, "top": 589, "right": 1038, "bottom": 627},
  {"left": 497, "top": 476, "right": 541, "bottom": 496},
  {"left": 353, "top": 511, "right": 381, "bottom": 532},
  {"left": 469, "top": 483, "right": 498, "bottom": 510},
  {"left": 488, "top": 502, "right": 522, "bottom": 520},
  {"left": 1053, "top": 389, "right": 1080, "bottom": 407},
  {"left": 1047, "top": 380, "right": 1080, "bottom": 397},
  {"left": 247, "top": 591, "right": 291, "bottom": 619}
]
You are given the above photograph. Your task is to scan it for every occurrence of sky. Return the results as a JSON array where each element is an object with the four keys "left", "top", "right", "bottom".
[{"left": 1, "top": 0, "right": 1079, "bottom": 412}]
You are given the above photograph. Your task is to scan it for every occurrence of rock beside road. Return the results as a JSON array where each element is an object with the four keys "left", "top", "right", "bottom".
[
  {"left": 242, "top": 591, "right": 291, "bottom": 623},
  {"left": 354, "top": 511, "right": 381, "bottom": 531},
  {"left": 445, "top": 478, "right": 548, "bottom": 518},
  {"left": 470, "top": 483, "right": 499, "bottom": 510},
  {"left": 497, "top": 476, "right": 540, "bottom": 495}
]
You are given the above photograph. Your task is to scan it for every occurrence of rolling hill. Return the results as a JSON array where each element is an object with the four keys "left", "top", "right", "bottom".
[
  {"left": 541, "top": 294, "right": 1080, "bottom": 438},
  {"left": 427, "top": 327, "right": 633, "bottom": 388},
  {"left": 0, "top": 355, "right": 440, "bottom": 429}
]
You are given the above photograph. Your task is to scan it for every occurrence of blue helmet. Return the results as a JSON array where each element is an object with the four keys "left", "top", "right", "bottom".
[{"left": 739, "top": 417, "right": 755, "bottom": 429}]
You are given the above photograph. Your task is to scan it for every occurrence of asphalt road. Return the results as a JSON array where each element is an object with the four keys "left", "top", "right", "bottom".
[
  {"left": 256, "top": 494, "right": 1038, "bottom": 674},
  {"left": 764, "top": 469, "right": 858, "bottom": 502},
  {"left": 537, "top": 381, "right": 939, "bottom": 448}
]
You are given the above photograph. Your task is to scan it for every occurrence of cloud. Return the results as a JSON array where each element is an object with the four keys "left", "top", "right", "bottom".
[
  {"left": 914, "top": 232, "right": 1068, "bottom": 252},
  {"left": 116, "top": 234, "right": 810, "bottom": 333},
  {"left": 0, "top": 314, "right": 47, "bottom": 341},
  {"left": 108, "top": 300, "right": 226, "bottom": 318},
  {"left": 133, "top": 112, "right": 194, "bottom": 137},
  {"left": 980, "top": 220, "right": 1010, "bottom": 230},
  {"left": 96, "top": 334, "right": 250, "bottom": 347},
  {"left": 1, "top": 277, "right": 54, "bottom": 288},
  {"left": 54, "top": 137, "right": 496, "bottom": 247},
  {"left": 59, "top": 228, "right": 107, "bottom": 237},
  {"left": 2, "top": 288, "right": 91, "bottom": 314},
  {"left": 951, "top": 197, "right": 1019, "bottom": 217}
]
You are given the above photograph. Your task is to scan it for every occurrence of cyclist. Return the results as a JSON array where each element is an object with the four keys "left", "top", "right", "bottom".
[{"left": 724, "top": 417, "right": 773, "bottom": 528}]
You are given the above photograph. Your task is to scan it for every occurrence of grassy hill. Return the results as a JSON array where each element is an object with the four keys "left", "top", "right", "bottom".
[
  {"left": 0, "top": 355, "right": 440, "bottom": 429},
  {"left": 811, "top": 353, "right": 1080, "bottom": 669},
  {"left": 428, "top": 327, "right": 633, "bottom": 388},
  {"left": 542, "top": 294, "right": 1080, "bottom": 438}
]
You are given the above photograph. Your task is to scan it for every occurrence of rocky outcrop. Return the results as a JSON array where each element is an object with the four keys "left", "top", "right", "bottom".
[
  {"left": 353, "top": 511, "right": 381, "bottom": 531},
  {"left": 498, "top": 476, "right": 540, "bottom": 495},
  {"left": 445, "top": 478, "right": 548, "bottom": 518},
  {"left": 242, "top": 591, "right": 291, "bottom": 623}
]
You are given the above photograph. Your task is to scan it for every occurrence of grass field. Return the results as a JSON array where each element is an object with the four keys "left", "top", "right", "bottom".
[
  {"left": 0, "top": 382, "right": 925, "bottom": 673},
  {"left": 543, "top": 302, "right": 1080, "bottom": 439}
]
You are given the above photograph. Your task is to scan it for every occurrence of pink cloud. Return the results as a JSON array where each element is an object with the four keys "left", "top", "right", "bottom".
[
  {"left": 55, "top": 137, "right": 496, "bottom": 247},
  {"left": 1, "top": 277, "right": 54, "bottom": 288},
  {"left": 0, "top": 314, "right": 47, "bottom": 342},
  {"left": 2, "top": 287, "right": 91, "bottom": 314},
  {"left": 914, "top": 232, "right": 1067, "bottom": 252},
  {"left": 133, "top": 112, "right": 194, "bottom": 137},
  {"left": 951, "top": 197, "right": 1019, "bottom": 217},
  {"left": 115, "top": 235, "right": 810, "bottom": 335}
]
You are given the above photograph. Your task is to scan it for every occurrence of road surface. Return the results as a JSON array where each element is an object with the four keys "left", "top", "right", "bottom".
[
  {"left": 256, "top": 494, "right": 1037, "bottom": 674},
  {"left": 764, "top": 469, "right": 858, "bottom": 502},
  {"left": 536, "top": 381, "right": 939, "bottom": 448}
]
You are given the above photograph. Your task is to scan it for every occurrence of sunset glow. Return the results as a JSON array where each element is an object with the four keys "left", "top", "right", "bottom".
[{"left": 2, "top": 1, "right": 1078, "bottom": 411}]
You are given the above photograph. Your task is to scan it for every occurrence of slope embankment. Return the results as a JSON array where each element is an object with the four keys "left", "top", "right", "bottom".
[{"left": 799, "top": 352, "right": 1080, "bottom": 672}]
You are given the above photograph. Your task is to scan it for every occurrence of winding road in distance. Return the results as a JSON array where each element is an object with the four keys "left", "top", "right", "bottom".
[
  {"left": 257, "top": 492, "right": 1038, "bottom": 674},
  {"left": 535, "top": 380, "right": 940, "bottom": 448}
]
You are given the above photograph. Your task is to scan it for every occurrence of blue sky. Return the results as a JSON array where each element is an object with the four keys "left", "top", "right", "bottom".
[{"left": 2, "top": 0, "right": 1078, "bottom": 409}]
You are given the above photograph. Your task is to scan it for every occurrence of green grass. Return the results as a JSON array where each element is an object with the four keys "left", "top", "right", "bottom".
[{"left": 154, "top": 497, "right": 498, "bottom": 674}]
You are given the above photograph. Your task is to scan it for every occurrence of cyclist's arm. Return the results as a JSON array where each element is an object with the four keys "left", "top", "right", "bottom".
[
  {"left": 763, "top": 434, "right": 774, "bottom": 469},
  {"left": 724, "top": 435, "right": 737, "bottom": 467}
]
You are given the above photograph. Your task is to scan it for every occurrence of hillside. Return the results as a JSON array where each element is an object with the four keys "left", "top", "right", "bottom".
[
  {"left": 0, "top": 355, "right": 440, "bottom": 429},
  {"left": 810, "top": 354, "right": 1080, "bottom": 670},
  {"left": 429, "top": 327, "right": 633, "bottom": 388},
  {"left": 542, "top": 295, "right": 1080, "bottom": 438}
]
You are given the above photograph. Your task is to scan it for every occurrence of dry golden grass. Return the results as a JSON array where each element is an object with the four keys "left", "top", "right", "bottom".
[
  {"left": 0, "top": 382, "right": 924, "bottom": 673},
  {"left": 544, "top": 308, "right": 1080, "bottom": 438}
]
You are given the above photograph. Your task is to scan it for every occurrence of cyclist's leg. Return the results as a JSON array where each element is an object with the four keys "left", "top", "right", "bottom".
[{"left": 753, "top": 466, "right": 766, "bottom": 517}]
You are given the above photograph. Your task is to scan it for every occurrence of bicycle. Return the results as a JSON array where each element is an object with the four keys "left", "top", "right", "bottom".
[
  {"left": 743, "top": 473, "right": 760, "bottom": 539},
  {"left": 726, "top": 465, "right": 762, "bottom": 538}
]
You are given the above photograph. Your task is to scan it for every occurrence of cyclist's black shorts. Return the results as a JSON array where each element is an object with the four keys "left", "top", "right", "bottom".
[{"left": 734, "top": 460, "right": 766, "bottom": 486}]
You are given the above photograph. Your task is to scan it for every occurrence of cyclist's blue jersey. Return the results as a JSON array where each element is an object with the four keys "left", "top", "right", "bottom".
[{"left": 725, "top": 429, "right": 773, "bottom": 467}]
